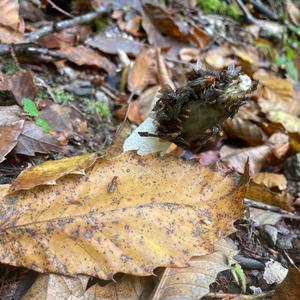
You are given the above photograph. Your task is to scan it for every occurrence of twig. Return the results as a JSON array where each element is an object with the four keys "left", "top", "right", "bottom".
[
  {"left": 235, "top": 0, "right": 257, "bottom": 24},
  {"left": 248, "top": 0, "right": 279, "bottom": 21},
  {"left": 123, "top": 91, "right": 135, "bottom": 123},
  {"left": 206, "top": 290, "right": 274, "bottom": 299},
  {"left": 0, "top": 7, "right": 108, "bottom": 55},
  {"left": 283, "top": 250, "right": 300, "bottom": 273},
  {"left": 46, "top": 0, "right": 75, "bottom": 18},
  {"left": 244, "top": 198, "right": 289, "bottom": 214}
]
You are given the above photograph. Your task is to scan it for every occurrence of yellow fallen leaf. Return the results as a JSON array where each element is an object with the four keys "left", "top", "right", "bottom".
[
  {"left": 0, "top": 152, "right": 247, "bottom": 279},
  {"left": 254, "top": 69, "right": 293, "bottom": 102},
  {"left": 253, "top": 173, "right": 287, "bottom": 191},
  {"left": 9, "top": 153, "right": 97, "bottom": 193},
  {"left": 267, "top": 110, "right": 300, "bottom": 133}
]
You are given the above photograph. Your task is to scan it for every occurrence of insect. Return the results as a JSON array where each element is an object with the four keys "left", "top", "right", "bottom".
[{"left": 107, "top": 176, "right": 119, "bottom": 193}]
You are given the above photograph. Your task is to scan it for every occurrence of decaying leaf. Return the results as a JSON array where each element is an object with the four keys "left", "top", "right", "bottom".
[
  {"left": 128, "top": 47, "right": 157, "bottom": 94},
  {"left": 0, "top": 120, "right": 24, "bottom": 163},
  {"left": 138, "top": 85, "right": 161, "bottom": 120},
  {"left": 83, "top": 275, "right": 154, "bottom": 300},
  {"left": 253, "top": 69, "right": 294, "bottom": 103},
  {"left": 272, "top": 268, "right": 300, "bottom": 300},
  {"left": 286, "top": 0, "right": 300, "bottom": 25},
  {"left": 86, "top": 35, "right": 141, "bottom": 56},
  {"left": 220, "top": 144, "right": 271, "bottom": 175},
  {"left": 10, "top": 153, "right": 97, "bottom": 192},
  {"left": 248, "top": 207, "right": 282, "bottom": 226},
  {"left": 223, "top": 117, "right": 266, "bottom": 146},
  {"left": 267, "top": 110, "right": 300, "bottom": 133},
  {"left": 246, "top": 181, "right": 294, "bottom": 211},
  {"left": 15, "top": 121, "right": 63, "bottom": 156},
  {"left": 23, "top": 274, "right": 89, "bottom": 300},
  {"left": 0, "top": 152, "right": 247, "bottom": 278},
  {"left": 143, "top": 3, "right": 189, "bottom": 44},
  {"left": 0, "top": 71, "right": 36, "bottom": 105},
  {"left": 0, "top": 0, "right": 24, "bottom": 43},
  {"left": 253, "top": 173, "right": 287, "bottom": 191},
  {"left": 59, "top": 46, "right": 116, "bottom": 73},
  {"left": 155, "top": 48, "right": 175, "bottom": 89},
  {"left": 0, "top": 105, "right": 22, "bottom": 126},
  {"left": 152, "top": 238, "right": 238, "bottom": 300}
]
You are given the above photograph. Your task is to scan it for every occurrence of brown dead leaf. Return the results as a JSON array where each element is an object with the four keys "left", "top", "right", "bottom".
[
  {"left": 86, "top": 35, "right": 142, "bottom": 56},
  {"left": 246, "top": 182, "right": 294, "bottom": 211},
  {"left": 139, "top": 85, "right": 161, "bottom": 120},
  {"left": 272, "top": 268, "right": 300, "bottom": 300},
  {"left": 59, "top": 46, "right": 116, "bottom": 73},
  {"left": 0, "top": 105, "right": 22, "bottom": 126},
  {"left": 23, "top": 274, "right": 89, "bottom": 300},
  {"left": 268, "top": 132, "right": 290, "bottom": 159},
  {"left": 15, "top": 121, "right": 63, "bottom": 156},
  {"left": 10, "top": 153, "right": 97, "bottom": 192},
  {"left": 0, "top": 120, "right": 24, "bottom": 163},
  {"left": 143, "top": 3, "right": 189, "bottom": 44},
  {"left": 83, "top": 275, "right": 154, "bottom": 300},
  {"left": 128, "top": 48, "right": 157, "bottom": 94},
  {"left": 223, "top": 117, "right": 266, "bottom": 146},
  {"left": 253, "top": 173, "right": 287, "bottom": 191},
  {"left": 286, "top": 0, "right": 300, "bottom": 25},
  {"left": 125, "top": 15, "right": 142, "bottom": 37},
  {"left": 220, "top": 144, "right": 272, "bottom": 175},
  {"left": 0, "top": 71, "right": 36, "bottom": 105},
  {"left": 155, "top": 48, "right": 175, "bottom": 89},
  {"left": 0, "top": 152, "right": 247, "bottom": 278},
  {"left": 141, "top": 8, "right": 171, "bottom": 48},
  {"left": 0, "top": 0, "right": 24, "bottom": 43},
  {"left": 152, "top": 238, "right": 238, "bottom": 300},
  {"left": 127, "top": 101, "right": 143, "bottom": 125},
  {"left": 204, "top": 46, "right": 235, "bottom": 69},
  {"left": 254, "top": 69, "right": 294, "bottom": 103},
  {"left": 179, "top": 47, "right": 201, "bottom": 62},
  {"left": 189, "top": 26, "right": 209, "bottom": 48}
]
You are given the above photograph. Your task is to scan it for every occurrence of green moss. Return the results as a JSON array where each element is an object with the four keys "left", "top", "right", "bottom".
[
  {"left": 83, "top": 98, "right": 111, "bottom": 118},
  {"left": 197, "top": 0, "right": 241, "bottom": 20},
  {"left": 95, "top": 17, "right": 107, "bottom": 32},
  {"left": 52, "top": 88, "right": 74, "bottom": 103},
  {"left": 2, "top": 58, "right": 16, "bottom": 75}
]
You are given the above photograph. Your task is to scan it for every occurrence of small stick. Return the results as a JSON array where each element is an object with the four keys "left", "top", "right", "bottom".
[
  {"left": 46, "top": 0, "right": 75, "bottom": 18},
  {"left": 206, "top": 290, "right": 274, "bottom": 299}
]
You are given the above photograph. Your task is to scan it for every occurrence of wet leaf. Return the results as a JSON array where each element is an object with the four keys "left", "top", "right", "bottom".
[
  {"left": 272, "top": 268, "right": 300, "bottom": 300},
  {"left": 0, "top": 152, "right": 247, "bottom": 278},
  {"left": 246, "top": 182, "right": 294, "bottom": 211},
  {"left": 0, "top": 120, "right": 24, "bottom": 163},
  {"left": 15, "top": 121, "right": 63, "bottom": 156},
  {"left": 83, "top": 275, "right": 154, "bottom": 300},
  {"left": 0, "top": 71, "right": 36, "bottom": 105},
  {"left": 23, "top": 274, "right": 89, "bottom": 300},
  {"left": 253, "top": 173, "right": 287, "bottom": 191},
  {"left": 10, "top": 153, "right": 97, "bottom": 192},
  {"left": 223, "top": 117, "right": 266, "bottom": 146},
  {"left": 86, "top": 35, "right": 141, "bottom": 56},
  {"left": 152, "top": 238, "right": 238, "bottom": 300},
  {"left": 128, "top": 47, "right": 157, "bottom": 94},
  {"left": 59, "top": 46, "right": 116, "bottom": 73}
]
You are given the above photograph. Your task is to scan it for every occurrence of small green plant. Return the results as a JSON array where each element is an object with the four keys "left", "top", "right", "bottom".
[
  {"left": 197, "top": 0, "right": 241, "bottom": 20},
  {"left": 276, "top": 26, "right": 300, "bottom": 81},
  {"left": 2, "top": 58, "right": 16, "bottom": 75},
  {"left": 231, "top": 263, "right": 246, "bottom": 293},
  {"left": 83, "top": 98, "right": 111, "bottom": 118},
  {"left": 95, "top": 17, "right": 107, "bottom": 32},
  {"left": 52, "top": 88, "right": 74, "bottom": 103},
  {"left": 21, "top": 98, "right": 51, "bottom": 133}
]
